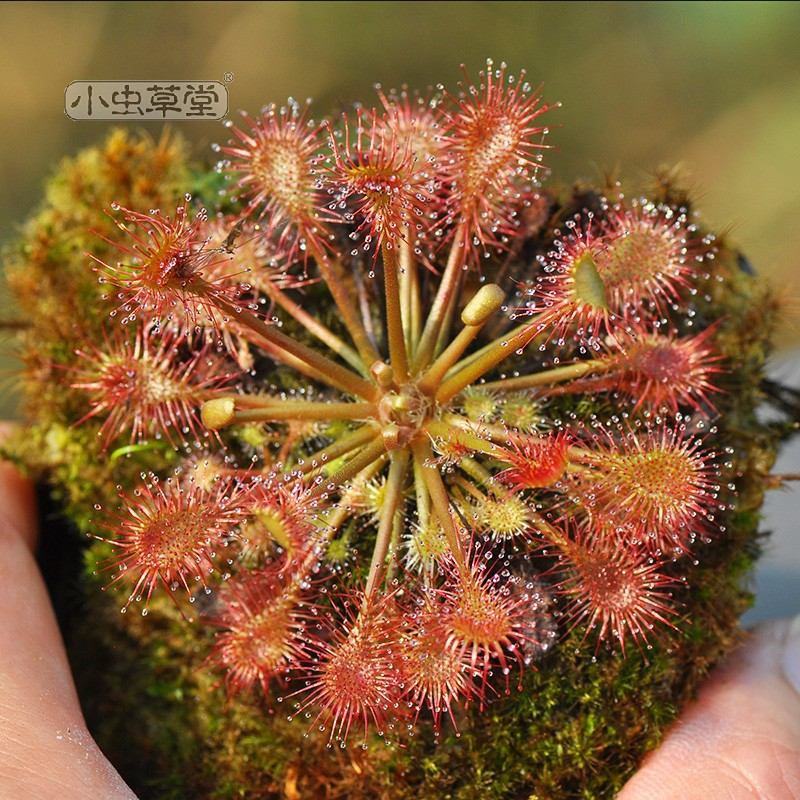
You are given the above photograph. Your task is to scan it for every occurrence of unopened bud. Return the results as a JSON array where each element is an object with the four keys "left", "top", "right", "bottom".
[
  {"left": 370, "top": 360, "right": 394, "bottom": 389},
  {"left": 382, "top": 423, "right": 401, "bottom": 450},
  {"left": 201, "top": 398, "right": 236, "bottom": 430},
  {"left": 461, "top": 284, "right": 505, "bottom": 326}
]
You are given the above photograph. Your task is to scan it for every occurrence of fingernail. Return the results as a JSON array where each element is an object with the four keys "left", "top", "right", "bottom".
[{"left": 783, "top": 613, "right": 800, "bottom": 696}]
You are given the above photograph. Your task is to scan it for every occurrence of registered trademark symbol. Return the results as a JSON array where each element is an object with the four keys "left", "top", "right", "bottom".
[{"left": 223, "top": 72, "right": 235, "bottom": 83}]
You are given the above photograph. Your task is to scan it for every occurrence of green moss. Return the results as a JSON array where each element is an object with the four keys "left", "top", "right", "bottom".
[{"left": 2, "top": 133, "right": 787, "bottom": 799}]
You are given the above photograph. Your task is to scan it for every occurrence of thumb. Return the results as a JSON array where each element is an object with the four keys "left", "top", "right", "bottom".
[
  {"left": 0, "top": 428, "right": 139, "bottom": 800},
  {"left": 618, "top": 617, "right": 800, "bottom": 799}
]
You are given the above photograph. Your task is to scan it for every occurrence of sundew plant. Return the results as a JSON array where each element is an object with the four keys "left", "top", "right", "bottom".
[{"left": 3, "top": 60, "right": 785, "bottom": 798}]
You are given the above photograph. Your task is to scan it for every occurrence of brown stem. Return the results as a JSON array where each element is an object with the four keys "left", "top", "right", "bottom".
[
  {"left": 399, "top": 238, "right": 421, "bottom": 350},
  {"left": 309, "top": 436, "right": 387, "bottom": 500},
  {"left": 306, "top": 241, "right": 381, "bottom": 367},
  {"left": 381, "top": 241, "right": 409, "bottom": 381},
  {"left": 444, "top": 320, "right": 533, "bottom": 380},
  {"left": 479, "top": 358, "right": 608, "bottom": 393},
  {"left": 214, "top": 297, "right": 378, "bottom": 401},
  {"left": 417, "top": 284, "right": 506, "bottom": 395},
  {"left": 230, "top": 400, "right": 374, "bottom": 424},
  {"left": 410, "top": 437, "right": 466, "bottom": 571},
  {"left": 295, "top": 424, "right": 378, "bottom": 476},
  {"left": 458, "top": 456, "right": 495, "bottom": 491},
  {"left": 364, "top": 449, "right": 410, "bottom": 601},
  {"left": 412, "top": 221, "right": 468, "bottom": 372},
  {"left": 435, "top": 324, "right": 539, "bottom": 405},
  {"left": 260, "top": 281, "right": 365, "bottom": 374},
  {"left": 423, "top": 417, "right": 500, "bottom": 458}
]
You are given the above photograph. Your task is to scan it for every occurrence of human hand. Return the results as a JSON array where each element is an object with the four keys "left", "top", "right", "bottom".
[
  {"left": 618, "top": 615, "right": 800, "bottom": 799},
  {"left": 1, "top": 431, "right": 798, "bottom": 799},
  {"left": 0, "top": 424, "right": 137, "bottom": 799}
]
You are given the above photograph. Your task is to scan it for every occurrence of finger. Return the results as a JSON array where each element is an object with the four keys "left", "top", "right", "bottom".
[
  {"left": 0, "top": 422, "right": 38, "bottom": 551},
  {"left": 0, "top": 436, "right": 138, "bottom": 799},
  {"left": 618, "top": 617, "right": 800, "bottom": 800}
]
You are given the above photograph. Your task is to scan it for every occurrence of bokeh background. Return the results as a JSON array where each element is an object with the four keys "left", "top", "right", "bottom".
[{"left": 0, "top": 1, "right": 797, "bottom": 621}]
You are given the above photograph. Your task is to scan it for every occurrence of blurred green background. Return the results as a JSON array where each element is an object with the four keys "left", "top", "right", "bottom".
[{"left": 2, "top": 0, "right": 800, "bottom": 420}]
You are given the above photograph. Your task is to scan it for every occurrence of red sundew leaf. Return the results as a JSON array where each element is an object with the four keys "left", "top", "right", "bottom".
[
  {"left": 209, "top": 568, "right": 313, "bottom": 698},
  {"left": 431, "top": 543, "right": 550, "bottom": 705},
  {"left": 217, "top": 101, "right": 334, "bottom": 263},
  {"left": 607, "top": 324, "right": 725, "bottom": 415},
  {"left": 438, "top": 58, "right": 556, "bottom": 264},
  {"left": 535, "top": 325, "right": 726, "bottom": 416},
  {"left": 89, "top": 198, "right": 238, "bottom": 332},
  {"left": 92, "top": 474, "right": 249, "bottom": 611},
  {"left": 290, "top": 592, "right": 408, "bottom": 744},
  {"left": 520, "top": 198, "right": 711, "bottom": 347},
  {"left": 323, "top": 107, "right": 436, "bottom": 258},
  {"left": 375, "top": 84, "right": 446, "bottom": 172},
  {"left": 569, "top": 422, "right": 723, "bottom": 555},
  {"left": 596, "top": 199, "right": 708, "bottom": 321},
  {"left": 519, "top": 214, "right": 619, "bottom": 345},
  {"left": 71, "top": 322, "right": 239, "bottom": 450},
  {"left": 553, "top": 523, "right": 683, "bottom": 655},
  {"left": 241, "top": 476, "right": 329, "bottom": 570},
  {"left": 398, "top": 603, "right": 478, "bottom": 733},
  {"left": 495, "top": 430, "right": 573, "bottom": 491}
]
